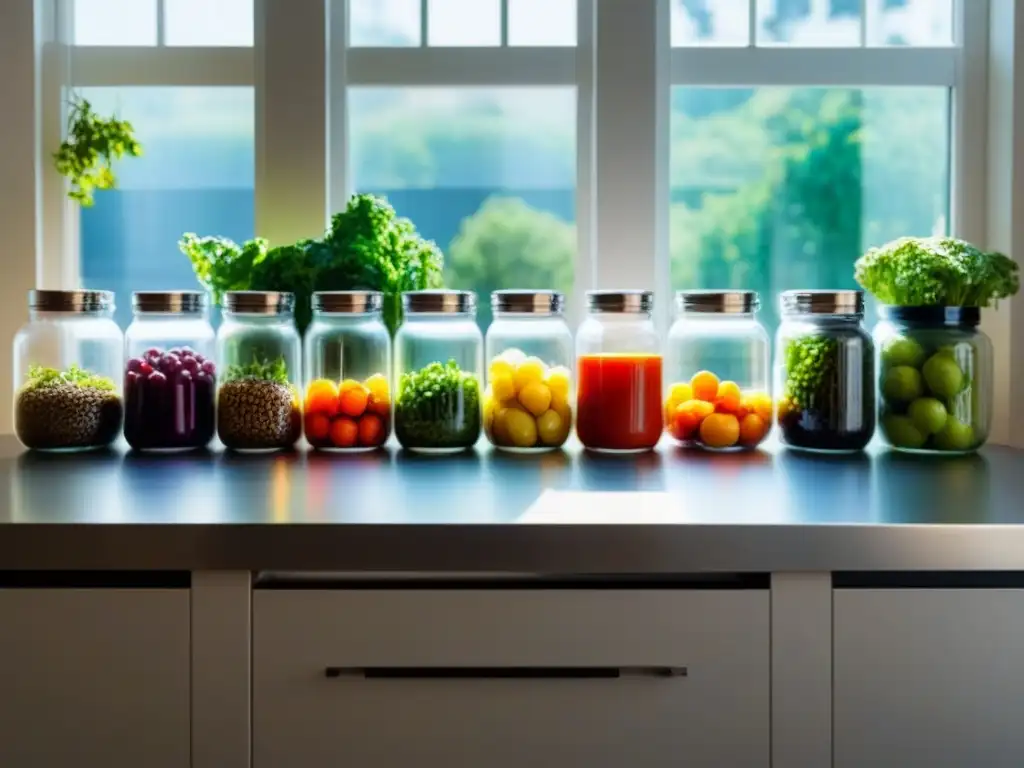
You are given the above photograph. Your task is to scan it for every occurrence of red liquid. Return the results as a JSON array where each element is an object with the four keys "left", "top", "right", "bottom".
[{"left": 576, "top": 354, "right": 663, "bottom": 451}]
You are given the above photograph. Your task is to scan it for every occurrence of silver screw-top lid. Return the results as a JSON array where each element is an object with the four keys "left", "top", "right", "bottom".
[
  {"left": 313, "top": 291, "right": 384, "bottom": 314},
  {"left": 781, "top": 290, "right": 864, "bottom": 316},
  {"left": 676, "top": 290, "right": 759, "bottom": 314},
  {"left": 223, "top": 291, "right": 295, "bottom": 314},
  {"left": 586, "top": 290, "right": 654, "bottom": 314},
  {"left": 492, "top": 290, "right": 565, "bottom": 315},
  {"left": 29, "top": 290, "right": 114, "bottom": 313},
  {"left": 132, "top": 291, "right": 208, "bottom": 314},
  {"left": 402, "top": 290, "right": 477, "bottom": 314}
]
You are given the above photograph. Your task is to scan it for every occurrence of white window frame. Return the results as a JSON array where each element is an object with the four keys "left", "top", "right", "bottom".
[{"left": 4, "top": 0, "right": 1022, "bottom": 443}]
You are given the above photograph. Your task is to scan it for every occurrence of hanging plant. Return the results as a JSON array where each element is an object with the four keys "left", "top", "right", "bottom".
[{"left": 52, "top": 94, "right": 142, "bottom": 207}]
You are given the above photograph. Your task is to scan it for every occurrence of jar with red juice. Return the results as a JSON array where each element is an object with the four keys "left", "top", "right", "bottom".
[{"left": 575, "top": 290, "right": 663, "bottom": 452}]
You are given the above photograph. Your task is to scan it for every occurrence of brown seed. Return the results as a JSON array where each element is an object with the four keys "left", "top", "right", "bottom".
[
  {"left": 15, "top": 385, "right": 123, "bottom": 450},
  {"left": 217, "top": 380, "right": 300, "bottom": 450}
]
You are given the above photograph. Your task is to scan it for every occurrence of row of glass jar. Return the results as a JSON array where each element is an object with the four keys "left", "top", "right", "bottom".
[{"left": 11, "top": 287, "right": 992, "bottom": 455}]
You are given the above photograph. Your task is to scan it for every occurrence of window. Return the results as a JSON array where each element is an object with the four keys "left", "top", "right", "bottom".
[
  {"left": 63, "top": 0, "right": 255, "bottom": 326},
  {"left": 77, "top": 87, "right": 254, "bottom": 327},
  {"left": 669, "top": 0, "right": 961, "bottom": 336},
  {"left": 41, "top": 0, "right": 981, "bottom": 340},
  {"left": 341, "top": 0, "right": 580, "bottom": 328}
]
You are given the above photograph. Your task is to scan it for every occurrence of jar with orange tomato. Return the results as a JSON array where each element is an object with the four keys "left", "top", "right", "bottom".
[
  {"left": 576, "top": 291, "right": 663, "bottom": 453},
  {"left": 664, "top": 291, "right": 772, "bottom": 450},
  {"left": 302, "top": 292, "right": 391, "bottom": 451}
]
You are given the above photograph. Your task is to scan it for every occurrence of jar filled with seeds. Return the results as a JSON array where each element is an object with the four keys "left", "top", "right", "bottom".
[
  {"left": 12, "top": 290, "right": 124, "bottom": 451},
  {"left": 216, "top": 291, "right": 302, "bottom": 451}
]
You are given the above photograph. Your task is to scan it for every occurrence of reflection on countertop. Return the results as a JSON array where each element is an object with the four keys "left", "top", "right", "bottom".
[{"left": 1, "top": 435, "right": 1017, "bottom": 527}]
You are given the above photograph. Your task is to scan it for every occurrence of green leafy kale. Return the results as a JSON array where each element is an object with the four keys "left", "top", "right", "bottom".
[
  {"left": 179, "top": 194, "right": 444, "bottom": 334},
  {"left": 222, "top": 355, "right": 290, "bottom": 385},
  {"left": 53, "top": 95, "right": 142, "bottom": 207},
  {"left": 23, "top": 364, "right": 117, "bottom": 392},
  {"left": 855, "top": 236, "right": 1020, "bottom": 308}
]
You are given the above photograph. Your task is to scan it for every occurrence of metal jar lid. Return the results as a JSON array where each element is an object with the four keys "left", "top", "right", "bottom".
[
  {"left": 402, "top": 290, "right": 476, "bottom": 314},
  {"left": 313, "top": 291, "right": 384, "bottom": 314},
  {"left": 29, "top": 290, "right": 114, "bottom": 313},
  {"left": 492, "top": 290, "right": 565, "bottom": 315},
  {"left": 586, "top": 290, "right": 654, "bottom": 314},
  {"left": 781, "top": 290, "right": 864, "bottom": 316},
  {"left": 132, "top": 291, "right": 208, "bottom": 314},
  {"left": 223, "top": 291, "right": 295, "bottom": 314},
  {"left": 677, "top": 290, "right": 759, "bottom": 314}
]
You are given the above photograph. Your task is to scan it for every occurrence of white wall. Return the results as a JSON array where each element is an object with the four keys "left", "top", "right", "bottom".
[{"left": 0, "top": 1, "right": 44, "bottom": 434}]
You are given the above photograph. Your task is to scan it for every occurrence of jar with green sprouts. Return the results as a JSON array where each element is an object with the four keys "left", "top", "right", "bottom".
[
  {"left": 775, "top": 290, "right": 875, "bottom": 452},
  {"left": 394, "top": 291, "right": 482, "bottom": 453}
]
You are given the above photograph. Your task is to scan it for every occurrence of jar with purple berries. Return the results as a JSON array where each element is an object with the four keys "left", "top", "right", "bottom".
[{"left": 124, "top": 292, "right": 217, "bottom": 451}]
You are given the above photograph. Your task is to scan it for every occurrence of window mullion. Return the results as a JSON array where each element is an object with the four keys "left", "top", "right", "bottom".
[
  {"left": 592, "top": 0, "right": 671, "bottom": 328},
  {"left": 156, "top": 0, "right": 166, "bottom": 46},
  {"left": 254, "top": 0, "right": 328, "bottom": 245},
  {"left": 328, "top": 0, "right": 349, "bottom": 212}
]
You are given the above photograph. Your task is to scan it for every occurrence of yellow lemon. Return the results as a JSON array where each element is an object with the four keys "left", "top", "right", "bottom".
[
  {"left": 536, "top": 409, "right": 567, "bottom": 446},
  {"left": 491, "top": 372, "right": 516, "bottom": 403},
  {"left": 518, "top": 381, "right": 552, "bottom": 417},
  {"left": 545, "top": 366, "right": 571, "bottom": 400},
  {"left": 482, "top": 390, "right": 496, "bottom": 435},
  {"left": 504, "top": 407, "right": 539, "bottom": 448},
  {"left": 513, "top": 357, "right": 546, "bottom": 392},
  {"left": 488, "top": 357, "right": 514, "bottom": 382}
]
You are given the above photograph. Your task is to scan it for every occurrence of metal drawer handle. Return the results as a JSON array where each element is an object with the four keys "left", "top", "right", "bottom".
[{"left": 324, "top": 666, "right": 687, "bottom": 680}]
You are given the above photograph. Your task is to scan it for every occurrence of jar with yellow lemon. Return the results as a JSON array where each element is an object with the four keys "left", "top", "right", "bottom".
[
  {"left": 483, "top": 291, "right": 573, "bottom": 451},
  {"left": 664, "top": 291, "right": 772, "bottom": 450}
]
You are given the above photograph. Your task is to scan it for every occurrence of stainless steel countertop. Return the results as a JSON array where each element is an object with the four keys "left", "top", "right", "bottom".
[{"left": 0, "top": 435, "right": 1021, "bottom": 573}]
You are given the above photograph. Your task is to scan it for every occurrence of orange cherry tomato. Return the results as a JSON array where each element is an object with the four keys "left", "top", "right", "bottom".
[
  {"left": 304, "top": 412, "right": 331, "bottom": 443},
  {"left": 304, "top": 379, "right": 339, "bottom": 416},
  {"left": 329, "top": 417, "right": 359, "bottom": 448},
  {"left": 338, "top": 384, "right": 369, "bottom": 418},
  {"left": 358, "top": 413, "right": 385, "bottom": 446}
]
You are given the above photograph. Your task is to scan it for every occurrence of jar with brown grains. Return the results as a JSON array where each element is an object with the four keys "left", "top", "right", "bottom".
[{"left": 216, "top": 292, "right": 302, "bottom": 451}]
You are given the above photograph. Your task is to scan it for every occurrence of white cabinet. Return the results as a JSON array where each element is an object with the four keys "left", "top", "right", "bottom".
[
  {"left": 254, "top": 589, "right": 770, "bottom": 768},
  {"left": 834, "top": 588, "right": 1024, "bottom": 768},
  {"left": 0, "top": 589, "right": 191, "bottom": 768}
]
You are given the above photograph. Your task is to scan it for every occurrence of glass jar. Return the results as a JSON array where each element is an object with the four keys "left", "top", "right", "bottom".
[
  {"left": 484, "top": 290, "right": 574, "bottom": 452},
  {"left": 874, "top": 306, "right": 991, "bottom": 454},
  {"left": 216, "top": 291, "right": 302, "bottom": 452},
  {"left": 12, "top": 290, "right": 124, "bottom": 451},
  {"left": 576, "top": 290, "right": 662, "bottom": 453},
  {"left": 394, "top": 291, "right": 483, "bottom": 453},
  {"left": 665, "top": 291, "right": 772, "bottom": 450},
  {"left": 775, "top": 290, "right": 875, "bottom": 453},
  {"left": 303, "top": 291, "right": 392, "bottom": 451},
  {"left": 123, "top": 291, "right": 216, "bottom": 451}
]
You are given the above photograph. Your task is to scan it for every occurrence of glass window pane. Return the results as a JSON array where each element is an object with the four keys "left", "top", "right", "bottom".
[
  {"left": 74, "top": 0, "right": 157, "bottom": 46},
  {"left": 672, "top": 0, "right": 750, "bottom": 47},
  {"left": 866, "top": 0, "right": 953, "bottom": 46},
  {"left": 670, "top": 87, "right": 950, "bottom": 337},
  {"left": 509, "top": 0, "right": 577, "bottom": 46},
  {"left": 164, "top": 0, "right": 254, "bottom": 46},
  {"left": 349, "top": 87, "right": 576, "bottom": 328},
  {"left": 756, "top": 0, "right": 861, "bottom": 46},
  {"left": 350, "top": 0, "right": 422, "bottom": 47},
  {"left": 77, "top": 88, "right": 254, "bottom": 327},
  {"left": 428, "top": 0, "right": 501, "bottom": 47}
]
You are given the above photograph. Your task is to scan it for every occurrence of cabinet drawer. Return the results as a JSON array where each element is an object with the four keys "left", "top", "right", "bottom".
[
  {"left": 254, "top": 589, "right": 769, "bottom": 768},
  {"left": 0, "top": 589, "right": 190, "bottom": 768},
  {"left": 835, "top": 588, "right": 1024, "bottom": 768}
]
